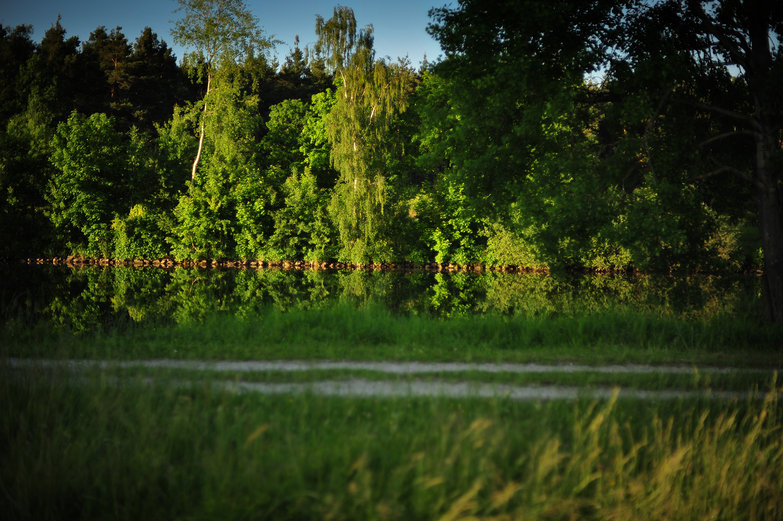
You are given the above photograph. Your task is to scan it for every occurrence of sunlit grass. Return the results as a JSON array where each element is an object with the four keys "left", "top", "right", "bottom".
[
  {"left": 2, "top": 368, "right": 781, "bottom": 520},
  {"left": 3, "top": 305, "right": 782, "bottom": 366}
]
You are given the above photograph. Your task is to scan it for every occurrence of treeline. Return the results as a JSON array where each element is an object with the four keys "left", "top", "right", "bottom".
[{"left": 1, "top": 1, "right": 780, "bottom": 286}]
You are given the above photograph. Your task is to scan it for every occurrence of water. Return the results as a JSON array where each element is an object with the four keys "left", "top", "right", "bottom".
[{"left": 0, "top": 264, "right": 762, "bottom": 332}]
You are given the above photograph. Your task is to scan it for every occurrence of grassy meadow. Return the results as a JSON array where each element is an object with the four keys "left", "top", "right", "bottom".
[
  {"left": 2, "top": 364, "right": 782, "bottom": 521},
  {"left": 3, "top": 304, "right": 783, "bottom": 366},
  {"left": 3, "top": 268, "right": 783, "bottom": 519}
]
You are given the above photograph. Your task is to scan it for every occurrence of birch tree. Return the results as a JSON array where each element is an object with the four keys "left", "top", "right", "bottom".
[
  {"left": 171, "top": 0, "right": 271, "bottom": 181},
  {"left": 315, "top": 6, "right": 415, "bottom": 263}
]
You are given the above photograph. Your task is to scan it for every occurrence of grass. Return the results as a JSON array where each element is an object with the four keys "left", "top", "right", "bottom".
[
  {"left": 3, "top": 305, "right": 783, "bottom": 366},
  {"left": 2, "top": 367, "right": 781, "bottom": 520},
  {"left": 3, "top": 273, "right": 783, "bottom": 519}
]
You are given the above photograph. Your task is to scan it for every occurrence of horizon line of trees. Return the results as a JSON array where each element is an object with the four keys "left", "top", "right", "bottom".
[{"left": 1, "top": 0, "right": 782, "bottom": 319}]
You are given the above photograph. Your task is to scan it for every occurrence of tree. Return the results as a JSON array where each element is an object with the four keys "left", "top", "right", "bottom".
[
  {"left": 424, "top": 0, "right": 783, "bottom": 319},
  {"left": 423, "top": 0, "right": 627, "bottom": 267},
  {"left": 2, "top": 20, "right": 86, "bottom": 257},
  {"left": 262, "top": 95, "right": 339, "bottom": 261},
  {"left": 168, "top": 62, "right": 265, "bottom": 260},
  {"left": 0, "top": 24, "right": 36, "bottom": 125},
  {"left": 300, "top": 89, "right": 338, "bottom": 189},
  {"left": 128, "top": 27, "right": 189, "bottom": 131},
  {"left": 47, "top": 112, "right": 125, "bottom": 255},
  {"left": 171, "top": 0, "right": 272, "bottom": 180},
  {"left": 0, "top": 24, "right": 49, "bottom": 257},
  {"left": 315, "top": 6, "right": 417, "bottom": 263},
  {"left": 270, "top": 168, "right": 336, "bottom": 261},
  {"left": 81, "top": 26, "right": 132, "bottom": 124},
  {"left": 615, "top": 0, "right": 783, "bottom": 320},
  {"left": 18, "top": 17, "right": 82, "bottom": 127}
]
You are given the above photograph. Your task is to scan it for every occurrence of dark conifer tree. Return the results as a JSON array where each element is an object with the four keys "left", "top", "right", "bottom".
[
  {"left": 128, "top": 27, "right": 190, "bottom": 131},
  {"left": 0, "top": 24, "right": 36, "bottom": 126}
]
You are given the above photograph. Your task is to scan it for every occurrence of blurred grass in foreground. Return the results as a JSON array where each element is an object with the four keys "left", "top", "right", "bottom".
[{"left": 1, "top": 369, "right": 781, "bottom": 520}]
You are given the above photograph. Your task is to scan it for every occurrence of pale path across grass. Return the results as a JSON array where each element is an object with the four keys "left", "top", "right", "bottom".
[
  {"left": 6, "top": 358, "right": 774, "bottom": 374},
  {"left": 6, "top": 358, "right": 773, "bottom": 401},
  {"left": 207, "top": 378, "right": 757, "bottom": 401}
]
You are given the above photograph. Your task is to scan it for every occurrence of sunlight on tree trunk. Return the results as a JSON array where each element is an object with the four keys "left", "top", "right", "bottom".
[
  {"left": 171, "top": 0, "right": 271, "bottom": 184},
  {"left": 191, "top": 73, "right": 210, "bottom": 180}
]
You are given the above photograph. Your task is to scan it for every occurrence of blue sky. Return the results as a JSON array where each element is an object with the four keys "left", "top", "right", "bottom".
[{"left": 0, "top": 0, "right": 449, "bottom": 66}]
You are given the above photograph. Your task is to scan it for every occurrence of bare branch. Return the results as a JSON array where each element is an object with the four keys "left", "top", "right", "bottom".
[
  {"left": 699, "top": 129, "right": 759, "bottom": 147},
  {"left": 704, "top": 157, "right": 762, "bottom": 189},
  {"left": 688, "top": 3, "right": 750, "bottom": 69},
  {"left": 676, "top": 99, "right": 760, "bottom": 129}
]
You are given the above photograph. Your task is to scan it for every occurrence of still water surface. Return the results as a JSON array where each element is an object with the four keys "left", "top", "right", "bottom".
[{"left": 0, "top": 264, "right": 762, "bottom": 332}]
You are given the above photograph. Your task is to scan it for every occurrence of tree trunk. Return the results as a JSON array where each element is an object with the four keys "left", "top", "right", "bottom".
[
  {"left": 747, "top": 0, "right": 783, "bottom": 321},
  {"left": 756, "top": 133, "right": 783, "bottom": 322},
  {"left": 191, "top": 73, "right": 211, "bottom": 181}
]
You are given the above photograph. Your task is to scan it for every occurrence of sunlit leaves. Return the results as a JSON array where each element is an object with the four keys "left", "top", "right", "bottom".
[{"left": 47, "top": 112, "right": 124, "bottom": 255}]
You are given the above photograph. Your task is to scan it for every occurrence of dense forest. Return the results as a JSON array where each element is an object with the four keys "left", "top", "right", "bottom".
[{"left": 1, "top": 0, "right": 781, "bottom": 319}]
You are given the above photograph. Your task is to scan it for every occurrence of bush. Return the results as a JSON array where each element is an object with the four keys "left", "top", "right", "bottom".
[{"left": 112, "top": 205, "right": 171, "bottom": 259}]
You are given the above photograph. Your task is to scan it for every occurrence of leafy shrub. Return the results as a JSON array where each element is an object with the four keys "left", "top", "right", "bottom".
[{"left": 112, "top": 205, "right": 170, "bottom": 259}]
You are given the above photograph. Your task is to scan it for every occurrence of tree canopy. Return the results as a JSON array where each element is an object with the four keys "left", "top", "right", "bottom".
[{"left": 1, "top": 2, "right": 782, "bottom": 321}]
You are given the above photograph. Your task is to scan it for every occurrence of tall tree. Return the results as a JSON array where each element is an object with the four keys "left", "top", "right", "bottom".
[
  {"left": 315, "top": 6, "right": 416, "bottom": 263},
  {"left": 424, "top": 0, "right": 626, "bottom": 267},
  {"left": 0, "top": 24, "right": 36, "bottom": 125},
  {"left": 83, "top": 27, "right": 131, "bottom": 100},
  {"left": 81, "top": 26, "right": 133, "bottom": 123},
  {"left": 47, "top": 112, "right": 125, "bottom": 255},
  {"left": 25, "top": 17, "right": 83, "bottom": 123},
  {"left": 2, "top": 19, "right": 85, "bottom": 256},
  {"left": 616, "top": 0, "right": 783, "bottom": 320},
  {"left": 128, "top": 27, "right": 189, "bottom": 130},
  {"left": 171, "top": 0, "right": 272, "bottom": 180}
]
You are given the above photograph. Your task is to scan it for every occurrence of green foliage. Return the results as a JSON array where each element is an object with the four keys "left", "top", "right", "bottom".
[
  {"left": 46, "top": 112, "right": 180, "bottom": 258},
  {"left": 81, "top": 26, "right": 132, "bottom": 119},
  {"left": 169, "top": 65, "right": 267, "bottom": 260},
  {"left": 128, "top": 27, "right": 188, "bottom": 131},
  {"left": 616, "top": 178, "right": 714, "bottom": 271},
  {"left": 300, "top": 89, "right": 338, "bottom": 188},
  {"left": 482, "top": 222, "right": 543, "bottom": 268},
  {"left": 171, "top": 184, "right": 237, "bottom": 260},
  {"left": 47, "top": 112, "right": 125, "bottom": 256},
  {"left": 172, "top": 0, "right": 273, "bottom": 181},
  {"left": 0, "top": 24, "right": 36, "bottom": 125},
  {"left": 112, "top": 205, "right": 170, "bottom": 259},
  {"left": 314, "top": 6, "right": 374, "bottom": 74},
  {"left": 262, "top": 98, "right": 308, "bottom": 173},
  {"left": 427, "top": 180, "right": 485, "bottom": 264},
  {"left": 270, "top": 168, "right": 336, "bottom": 261},
  {"left": 156, "top": 105, "right": 199, "bottom": 168},
  {"left": 0, "top": 5, "right": 778, "bottom": 284},
  {"left": 317, "top": 7, "right": 418, "bottom": 263},
  {"left": 171, "top": 0, "right": 270, "bottom": 66},
  {"left": 0, "top": 126, "right": 54, "bottom": 256},
  {"left": 416, "top": 59, "right": 612, "bottom": 267}
]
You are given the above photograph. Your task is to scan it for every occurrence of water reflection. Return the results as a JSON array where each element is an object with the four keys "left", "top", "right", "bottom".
[{"left": 0, "top": 264, "right": 762, "bottom": 332}]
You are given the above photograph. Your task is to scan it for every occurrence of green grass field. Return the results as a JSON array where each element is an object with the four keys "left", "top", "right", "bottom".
[
  {"left": 3, "top": 304, "right": 783, "bottom": 520},
  {"left": 3, "top": 305, "right": 783, "bottom": 366},
  {"left": 2, "top": 366, "right": 781, "bottom": 520}
]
